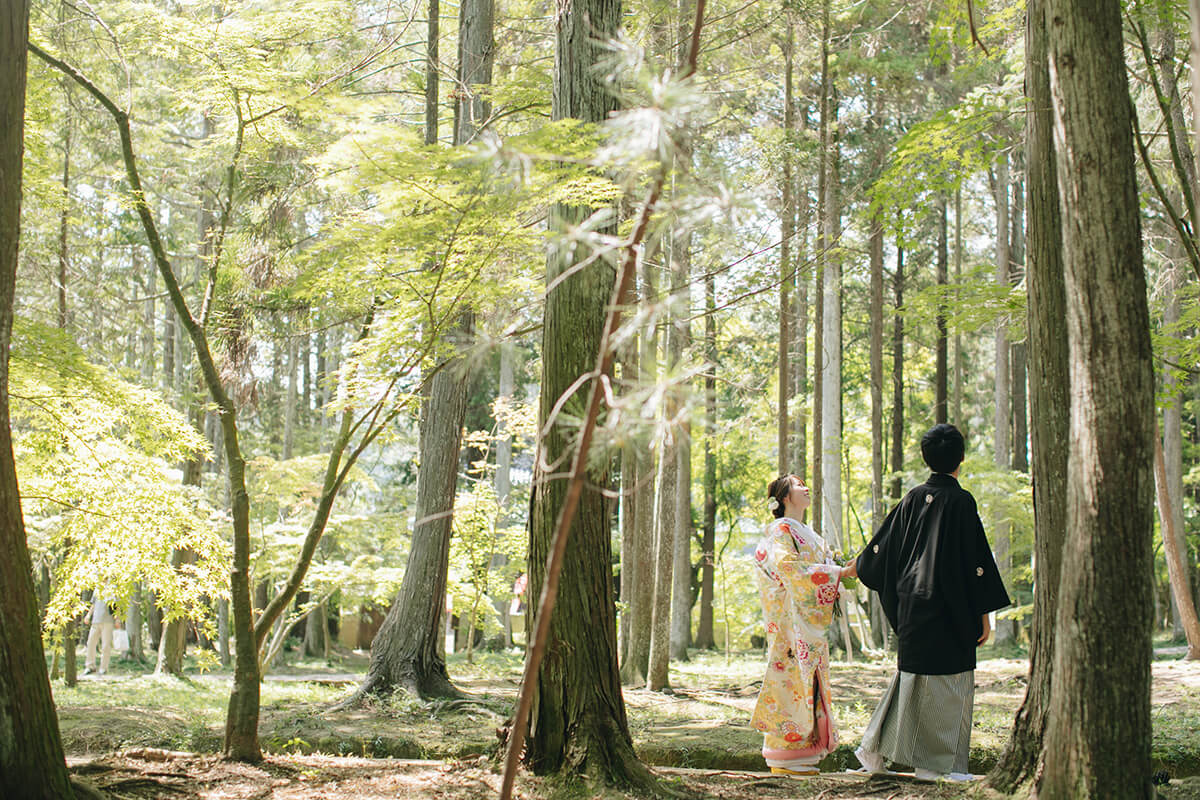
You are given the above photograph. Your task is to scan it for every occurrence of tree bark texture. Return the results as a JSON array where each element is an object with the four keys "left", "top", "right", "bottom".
[
  {"left": 621, "top": 260, "right": 657, "bottom": 686},
  {"left": 525, "top": 0, "right": 643, "bottom": 782},
  {"left": 820, "top": 88, "right": 842, "bottom": 551},
  {"left": 992, "top": 152, "right": 1014, "bottom": 646},
  {"left": 695, "top": 270, "right": 717, "bottom": 651},
  {"left": 889, "top": 243, "right": 904, "bottom": 503},
  {"left": 648, "top": 359, "right": 677, "bottom": 688},
  {"left": 1010, "top": 168, "right": 1028, "bottom": 474},
  {"left": 990, "top": 4, "right": 1068, "bottom": 786},
  {"left": 1038, "top": 1, "right": 1156, "bottom": 795},
  {"left": 362, "top": 341, "right": 472, "bottom": 698},
  {"left": 1, "top": 6, "right": 77, "bottom": 794},
  {"left": 425, "top": 0, "right": 439, "bottom": 145},
  {"left": 953, "top": 187, "right": 964, "bottom": 429},
  {"left": 778, "top": 20, "right": 793, "bottom": 475},
  {"left": 670, "top": 236, "right": 692, "bottom": 662},
  {"left": 934, "top": 199, "right": 948, "bottom": 424}
]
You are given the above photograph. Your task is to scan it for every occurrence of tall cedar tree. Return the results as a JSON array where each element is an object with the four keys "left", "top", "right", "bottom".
[
  {"left": 355, "top": 0, "right": 494, "bottom": 701},
  {"left": 1039, "top": 0, "right": 1156, "bottom": 795},
  {"left": 525, "top": 0, "right": 655, "bottom": 782},
  {"left": 989, "top": 0, "right": 1069, "bottom": 787},
  {"left": 0, "top": 3, "right": 77, "bottom": 797}
]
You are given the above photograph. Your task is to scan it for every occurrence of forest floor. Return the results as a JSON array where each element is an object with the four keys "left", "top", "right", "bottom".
[{"left": 55, "top": 648, "right": 1200, "bottom": 799}]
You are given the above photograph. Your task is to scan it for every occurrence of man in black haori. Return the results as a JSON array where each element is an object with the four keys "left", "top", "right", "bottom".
[{"left": 844, "top": 423, "right": 1010, "bottom": 782}]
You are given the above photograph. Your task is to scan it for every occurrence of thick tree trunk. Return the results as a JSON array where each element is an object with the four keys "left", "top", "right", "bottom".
[
  {"left": 353, "top": 0, "right": 490, "bottom": 701},
  {"left": 1, "top": 10, "right": 77, "bottom": 794},
  {"left": 360, "top": 335, "right": 471, "bottom": 698},
  {"left": 1038, "top": 1, "right": 1156, "bottom": 795},
  {"left": 522, "top": 0, "right": 653, "bottom": 784}
]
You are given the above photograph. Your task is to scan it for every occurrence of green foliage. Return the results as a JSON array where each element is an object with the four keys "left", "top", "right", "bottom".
[
  {"left": 448, "top": 482, "right": 526, "bottom": 641},
  {"left": 13, "top": 320, "right": 228, "bottom": 630}
]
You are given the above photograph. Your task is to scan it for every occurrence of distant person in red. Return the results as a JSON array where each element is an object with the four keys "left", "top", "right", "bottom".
[{"left": 846, "top": 423, "right": 1010, "bottom": 782}]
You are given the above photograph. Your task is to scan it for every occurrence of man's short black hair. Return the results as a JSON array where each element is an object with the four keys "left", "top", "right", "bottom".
[{"left": 921, "top": 423, "right": 965, "bottom": 474}]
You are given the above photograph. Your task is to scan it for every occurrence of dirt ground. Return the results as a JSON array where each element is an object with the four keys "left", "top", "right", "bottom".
[
  {"left": 66, "top": 750, "right": 1200, "bottom": 800},
  {"left": 56, "top": 652, "right": 1200, "bottom": 799}
]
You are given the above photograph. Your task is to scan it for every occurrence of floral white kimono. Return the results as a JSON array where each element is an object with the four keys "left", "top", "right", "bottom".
[{"left": 751, "top": 516, "right": 842, "bottom": 766}]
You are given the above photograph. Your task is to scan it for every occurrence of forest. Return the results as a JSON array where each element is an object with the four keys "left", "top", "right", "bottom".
[{"left": 0, "top": 0, "right": 1199, "bottom": 797}]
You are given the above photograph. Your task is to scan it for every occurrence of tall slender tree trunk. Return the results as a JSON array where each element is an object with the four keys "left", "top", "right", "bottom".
[
  {"left": 820, "top": 90, "right": 842, "bottom": 553},
  {"left": 622, "top": 260, "right": 657, "bottom": 685},
  {"left": 648, "top": 306, "right": 677, "bottom": 688},
  {"left": 0, "top": 8, "right": 78, "bottom": 794},
  {"left": 1155, "top": 426, "right": 1200, "bottom": 657},
  {"left": 669, "top": 240, "right": 692, "bottom": 662},
  {"left": 618, "top": 333, "right": 638, "bottom": 663},
  {"left": 54, "top": 110, "right": 81, "bottom": 688},
  {"left": 793, "top": 127, "right": 809, "bottom": 476},
  {"left": 868, "top": 206, "right": 886, "bottom": 649},
  {"left": 496, "top": 348, "right": 514, "bottom": 508},
  {"left": 812, "top": 0, "right": 830, "bottom": 529},
  {"left": 993, "top": 153, "right": 1014, "bottom": 646},
  {"left": 1010, "top": 166, "right": 1028, "bottom": 474},
  {"left": 889, "top": 243, "right": 904, "bottom": 503},
  {"left": 989, "top": 7, "right": 1068, "bottom": 787},
  {"left": 695, "top": 270, "right": 717, "bottom": 651},
  {"left": 934, "top": 199, "right": 948, "bottom": 424},
  {"left": 777, "top": 18, "right": 793, "bottom": 474},
  {"left": 953, "top": 187, "right": 964, "bottom": 429},
  {"left": 1038, "top": 2, "right": 1156, "bottom": 795},
  {"left": 283, "top": 332, "right": 298, "bottom": 460},
  {"left": 358, "top": 0, "right": 489, "bottom": 699}
]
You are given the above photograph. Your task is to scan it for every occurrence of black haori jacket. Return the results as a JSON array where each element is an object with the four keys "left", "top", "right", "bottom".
[{"left": 856, "top": 473, "right": 1012, "bottom": 675}]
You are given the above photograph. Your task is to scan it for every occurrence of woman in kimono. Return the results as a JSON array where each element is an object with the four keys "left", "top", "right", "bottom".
[{"left": 751, "top": 474, "right": 849, "bottom": 776}]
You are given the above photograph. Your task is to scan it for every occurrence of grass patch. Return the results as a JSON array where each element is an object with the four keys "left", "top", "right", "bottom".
[{"left": 52, "top": 649, "right": 1200, "bottom": 778}]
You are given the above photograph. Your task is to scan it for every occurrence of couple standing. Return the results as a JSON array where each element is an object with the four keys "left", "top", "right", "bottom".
[{"left": 751, "top": 423, "right": 1011, "bottom": 781}]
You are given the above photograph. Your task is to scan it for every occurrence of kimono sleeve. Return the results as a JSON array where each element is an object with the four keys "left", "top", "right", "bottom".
[
  {"left": 964, "top": 503, "right": 1011, "bottom": 617},
  {"left": 855, "top": 500, "right": 902, "bottom": 593},
  {"left": 770, "top": 522, "right": 842, "bottom": 629}
]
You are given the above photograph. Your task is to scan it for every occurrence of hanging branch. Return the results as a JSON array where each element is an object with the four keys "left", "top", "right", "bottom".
[
  {"left": 497, "top": 3, "right": 708, "bottom": 798},
  {"left": 965, "top": 0, "right": 990, "bottom": 55}
]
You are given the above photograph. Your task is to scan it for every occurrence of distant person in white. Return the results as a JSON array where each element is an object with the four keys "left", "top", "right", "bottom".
[{"left": 83, "top": 591, "right": 120, "bottom": 676}]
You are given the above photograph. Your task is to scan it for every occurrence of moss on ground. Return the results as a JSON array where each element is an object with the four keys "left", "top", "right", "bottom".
[{"left": 53, "top": 650, "right": 1200, "bottom": 781}]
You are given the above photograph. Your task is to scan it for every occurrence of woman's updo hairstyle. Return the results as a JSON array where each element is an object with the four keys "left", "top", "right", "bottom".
[{"left": 767, "top": 474, "right": 795, "bottom": 519}]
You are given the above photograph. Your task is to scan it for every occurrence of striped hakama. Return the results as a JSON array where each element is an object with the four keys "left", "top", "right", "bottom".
[{"left": 859, "top": 670, "right": 974, "bottom": 775}]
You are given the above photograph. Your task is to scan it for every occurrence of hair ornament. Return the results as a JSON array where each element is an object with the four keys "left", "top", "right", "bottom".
[{"left": 767, "top": 497, "right": 779, "bottom": 511}]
